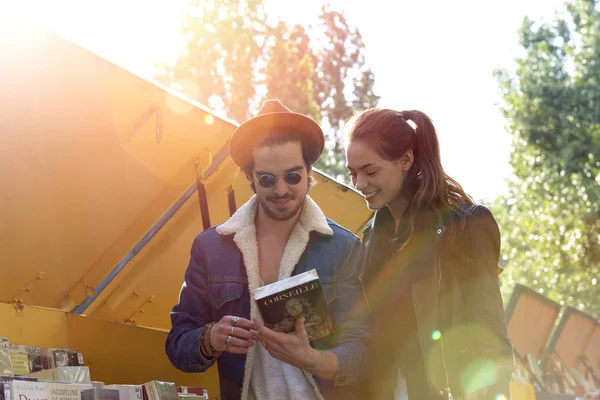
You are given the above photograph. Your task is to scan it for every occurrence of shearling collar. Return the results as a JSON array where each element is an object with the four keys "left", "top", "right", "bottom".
[{"left": 216, "top": 194, "right": 333, "bottom": 237}]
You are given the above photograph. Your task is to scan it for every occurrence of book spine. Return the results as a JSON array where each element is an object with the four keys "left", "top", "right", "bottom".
[{"left": 145, "top": 384, "right": 158, "bottom": 400}]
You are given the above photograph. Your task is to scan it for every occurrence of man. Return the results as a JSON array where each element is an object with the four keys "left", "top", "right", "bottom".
[{"left": 166, "top": 100, "right": 368, "bottom": 400}]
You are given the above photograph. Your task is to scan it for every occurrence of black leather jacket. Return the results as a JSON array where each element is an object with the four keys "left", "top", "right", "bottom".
[{"left": 361, "top": 204, "right": 515, "bottom": 399}]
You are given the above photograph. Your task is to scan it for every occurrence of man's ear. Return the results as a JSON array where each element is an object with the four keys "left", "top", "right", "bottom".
[
  {"left": 245, "top": 171, "right": 257, "bottom": 194},
  {"left": 400, "top": 149, "right": 414, "bottom": 171}
]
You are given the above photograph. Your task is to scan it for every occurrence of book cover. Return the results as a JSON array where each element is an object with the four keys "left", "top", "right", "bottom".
[
  {"left": 104, "top": 385, "right": 141, "bottom": 400},
  {"left": 175, "top": 388, "right": 206, "bottom": 398},
  {"left": 252, "top": 269, "right": 333, "bottom": 341},
  {"left": 8, "top": 347, "right": 42, "bottom": 374},
  {"left": 46, "top": 383, "right": 81, "bottom": 400},
  {"left": 51, "top": 351, "right": 69, "bottom": 369},
  {"left": 81, "top": 388, "right": 119, "bottom": 400},
  {"left": 176, "top": 395, "right": 205, "bottom": 400},
  {"left": 8, "top": 352, "right": 29, "bottom": 377},
  {"left": 6, "top": 380, "right": 48, "bottom": 400},
  {"left": 143, "top": 382, "right": 177, "bottom": 400},
  {"left": 0, "top": 377, "right": 38, "bottom": 383},
  {"left": 64, "top": 351, "right": 82, "bottom": 367},
  {"left": 0, "top": 339, "right": 14, "bottom": 377},
  {"left": 26, "top": 366, "right": 91, "bottom": 384}
]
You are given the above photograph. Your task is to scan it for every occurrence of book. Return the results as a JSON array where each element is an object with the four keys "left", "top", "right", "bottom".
[
  {"left": 81, "top": 388, "right": 119, "bottom": 400},
  {"left": 142, "top": 382, "right": 177, "bottom": 400},
  {"left": 26, "top": 367, "right": 91, "bottom": 384},
  {"left": 252, "top": 269, "right": 334, "bottom": 341},
  {"left": 41, "top": 350, "right": 83, "bottom": 370},
  {"left": 176, "top": 395, "right": 205, "bottom": 400},
  {"left": 47, "top": 383, "right": 82, "bottom": 400},
  {"left": 8, "top": 347, "right": 42, "bottom": 374},
  {"left": 0, "top": 339, "right": 14, "bottom": 377},
  {"left": 104, "top": 385, "right": 142, "bottom": 400},
  {"left": 8, "top": 352, "right": 29, "bottom": 376},
  {"left": 175, "top": 388, "right": 207, "bottom": 398},
  {"left": 5, "top": 379, "right": 48, "bottom": 400},
  {"left": 0, "top": 377, "right": 38, "bottom": 383}
]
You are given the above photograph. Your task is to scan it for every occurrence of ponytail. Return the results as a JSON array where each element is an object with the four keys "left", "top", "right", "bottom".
[{"left": 400, "top": 110, "right": 446, "bottom": 208}]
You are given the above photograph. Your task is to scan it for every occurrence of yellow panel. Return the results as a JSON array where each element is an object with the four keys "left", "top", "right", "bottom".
[
  {"left": 0, "top": 302, "right": 219, "bottom": 395},
  {"left": 1, "top": 26, "right": 374, "bottom": 333},
  {"left": 65, "top": 314, "right": 219, "bottom": 393},
  {"left": 510, "top": 382, "right": 536, "bottom": 400},
  {"left": 0, "top": 27, "right": 234, "bottom": 310},
  {"left": 0, "top": 302, "right": 69, "bottom": 349}
]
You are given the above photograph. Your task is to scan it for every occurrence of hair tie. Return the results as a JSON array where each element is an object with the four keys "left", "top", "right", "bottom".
[{"left": 399, "top": 111, "right": 416, "bottom": 131}]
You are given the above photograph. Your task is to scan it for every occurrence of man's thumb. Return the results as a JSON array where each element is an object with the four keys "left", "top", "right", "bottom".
[{"left": 295, "top": 316, "right": 306, "bottom": 333}]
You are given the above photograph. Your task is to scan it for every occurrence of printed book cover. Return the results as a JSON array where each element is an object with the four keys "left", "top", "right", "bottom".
[
  {"left": 8, "top": 351, "right": 29, "bottom": 376},
  {"left": 81, "top": 388, "right": 119, "bottom": 400},
  {"left": 252, "top": 269, "right": 333, "bottom": 341},
  {"left": 8, "top": 346, "right": 42, "bottom": 373},
  {"left": 0, "top": 339, "right": 14, "bottom": 377}
]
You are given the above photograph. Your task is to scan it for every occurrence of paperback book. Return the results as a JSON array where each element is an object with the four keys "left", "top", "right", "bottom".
[{"left": 252, "top": 269, "right": 333, "bottom": 341}]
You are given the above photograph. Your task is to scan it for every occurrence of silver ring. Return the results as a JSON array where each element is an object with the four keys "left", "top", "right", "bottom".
[
  {"left": 226, "top": 335, "right": 232, "bottom": 346},
  {"left": 230, "top": 326, "right": 235, "bottom": 335},
  {"left": 231, "top": 316, "right": 240, "bottom": 326}
]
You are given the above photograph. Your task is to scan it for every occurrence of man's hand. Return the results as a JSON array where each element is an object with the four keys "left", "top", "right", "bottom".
[
  {"left": 210, "top": 315, "right": 258, "bottom": 354},
  {"left": 256, "top": 317, "right": 339, "bottom": 380}
]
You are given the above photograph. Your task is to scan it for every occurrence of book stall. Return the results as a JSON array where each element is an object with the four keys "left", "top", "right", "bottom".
[
  {"left": 0, "top": 25, "right": 372, "bottom": 400},
  {"left": 4, "top": 25, "right": 598, "bottom": 400},
  {"left": 506, "top": 285, "right": 600, "bottom": 400}
]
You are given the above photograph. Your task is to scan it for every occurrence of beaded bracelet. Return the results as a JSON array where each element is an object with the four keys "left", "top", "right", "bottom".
[{"left": 200, "top": 322, "right": 221, "bottom": 359}]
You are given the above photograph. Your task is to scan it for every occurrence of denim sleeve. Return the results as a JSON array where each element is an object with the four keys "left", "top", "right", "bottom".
[
  {"left": 324, "top": 238, "right": 370, "bottom": 387},
  {"left": 165, "top": 236, "right": 217, "bottom": 372}
]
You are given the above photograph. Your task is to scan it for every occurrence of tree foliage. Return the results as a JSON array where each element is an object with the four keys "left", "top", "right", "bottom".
[
  {"left": 494, "top": 0, "right": 600, "bottom": 316},
  {"left": 156, "top": 1, "right": 379, "bottom": 180}
]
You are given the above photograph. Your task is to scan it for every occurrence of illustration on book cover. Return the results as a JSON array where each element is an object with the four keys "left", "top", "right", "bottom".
[{"left": 253, "top": 269, "right": 334, "bottom": 340}]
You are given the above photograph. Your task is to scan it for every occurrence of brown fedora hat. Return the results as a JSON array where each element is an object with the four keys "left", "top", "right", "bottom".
[{"left": 229, "top": 99, "right": 325, "bottom": 170}]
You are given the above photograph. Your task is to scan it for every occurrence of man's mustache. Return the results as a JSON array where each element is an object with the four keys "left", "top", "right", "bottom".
[{"left": 266, "top": 195, "right": 293, "bottom": 201}]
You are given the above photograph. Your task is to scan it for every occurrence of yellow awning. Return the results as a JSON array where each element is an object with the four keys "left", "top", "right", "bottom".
[{"left": 0, "top": 26, "right": 373, "bottom": 329}]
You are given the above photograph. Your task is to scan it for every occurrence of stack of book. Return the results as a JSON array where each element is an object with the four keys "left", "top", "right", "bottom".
[
  {"left": 1, "top": 337, "right": 84, "bottom": 378},
  {"left": 1, "top": 336, "right": 211, "bottom": 400}
]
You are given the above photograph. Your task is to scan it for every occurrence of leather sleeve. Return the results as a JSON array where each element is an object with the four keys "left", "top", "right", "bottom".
[{"left": 464, "top": 205, "right": 515, "bottom": 398}]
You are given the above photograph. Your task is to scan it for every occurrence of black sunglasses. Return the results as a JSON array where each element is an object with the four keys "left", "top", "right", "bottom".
[{"left": 255, "top": 171, "right": 303, "bottom": 188}]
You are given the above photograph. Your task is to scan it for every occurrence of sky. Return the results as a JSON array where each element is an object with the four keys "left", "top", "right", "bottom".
[{"left": 4, "top": 0, "right": 567, "bottom": 202}]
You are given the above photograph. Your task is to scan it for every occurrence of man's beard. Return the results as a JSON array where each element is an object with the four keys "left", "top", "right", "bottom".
[{"left": 258, "top": 193, "right": 306, "bottom": 221}]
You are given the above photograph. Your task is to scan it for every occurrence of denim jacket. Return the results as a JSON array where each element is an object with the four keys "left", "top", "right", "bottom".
[{"left": 165, "top": 196, "right": 369, "bottom": 400}]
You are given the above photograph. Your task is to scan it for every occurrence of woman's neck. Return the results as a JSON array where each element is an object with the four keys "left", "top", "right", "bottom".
[{"left": 386, "top": 195, "right": 410, "bottom": 232}]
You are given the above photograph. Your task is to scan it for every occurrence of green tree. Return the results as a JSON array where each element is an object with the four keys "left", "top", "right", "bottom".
[
  {"left": 156, "top": 1, "right": 378, "bottom": 180},
  {"left": 262, "top": 22, "right": 321, "bottom": 121},
  {"left": 310, "top": 5, "right": 379, "bottom": 179},
  {"left": 494, "top": 0, "right": 600, "bottom": 316},
  {"left": 155, "top": 0, "right": 267, "bottom": 122}
]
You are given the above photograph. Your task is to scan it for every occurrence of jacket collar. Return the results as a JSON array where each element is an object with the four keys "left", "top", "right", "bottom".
[{"left": 216, "top": 194, "right": 333, "bottom": 237}]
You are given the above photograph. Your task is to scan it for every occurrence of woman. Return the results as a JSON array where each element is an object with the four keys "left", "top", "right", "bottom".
[{"left": 344, "top": 108, "right": 514, "bottom": 399}]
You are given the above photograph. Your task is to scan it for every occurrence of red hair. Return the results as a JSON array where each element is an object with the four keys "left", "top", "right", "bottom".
[{"left": 345, "top": 108, "right": 474, "bottom": 251}]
